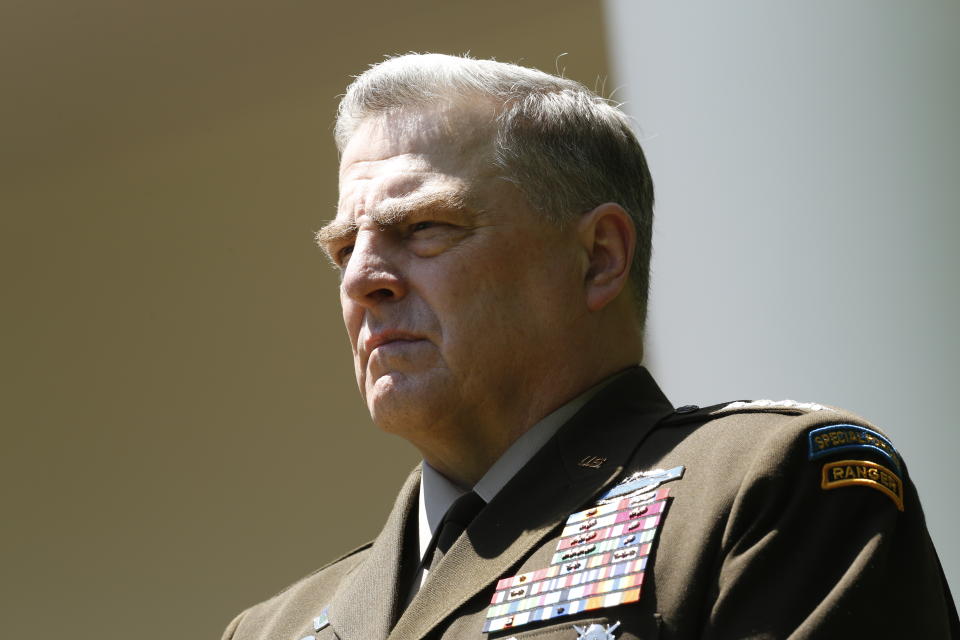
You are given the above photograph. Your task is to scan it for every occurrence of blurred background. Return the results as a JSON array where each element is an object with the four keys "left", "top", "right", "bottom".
[{"left": 1, "top": 1, "right": 955, "bottom": 637}]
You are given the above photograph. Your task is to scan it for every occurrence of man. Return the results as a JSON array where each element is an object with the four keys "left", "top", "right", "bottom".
[{"left": 223, "top": 54, "right": 957, "bottom": 639}]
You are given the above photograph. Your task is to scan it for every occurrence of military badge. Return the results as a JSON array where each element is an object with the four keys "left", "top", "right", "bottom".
[
  {"left": 573, "top": 621, "right": 620, "bottom": 639},
  {"left": 482, "top": 467, "right": 683, "bottom": 633},
  {"left": 312, "top": 607, "right": 329, "bottom": 632},
  {"left": 821, "top": 459, "right": 905, "bottom": 510},
  {"left": 808, "top": 424, "right": 901, "bottom": 474},
  {"left": 597, "top": 465, "right": 684, "bottom": 503}
]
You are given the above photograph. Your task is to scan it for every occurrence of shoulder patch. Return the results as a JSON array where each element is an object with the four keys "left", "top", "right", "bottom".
[
  {"left": 820, "top": 459, "right": 904, "bottom": 511},
  {"left": 716, "top": 399, "right": 831, "bottom": 414},
  {"left": 808, "top": 424, "right": 901, "bottom": 474}
]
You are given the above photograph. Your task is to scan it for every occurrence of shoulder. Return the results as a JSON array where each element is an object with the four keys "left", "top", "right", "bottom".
[
  {"left": 661, "top": 397, "right": 898, "bottom": 461},
  {"left": 634, "top": 401, "right": 955, "bottom": 636},
  {"left": 664, "top": 397, "right": 883, "bottom": 432},
  {"left": 651, "top": 397, "right": 908, "bottom": 513},
  {"left": 223, "top": 542, "right": 372, "bottom": 640}
]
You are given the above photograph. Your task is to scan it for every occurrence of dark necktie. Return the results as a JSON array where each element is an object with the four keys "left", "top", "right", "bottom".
[{"left": 426, "top": 490, "right": 485, "bottom": 573}]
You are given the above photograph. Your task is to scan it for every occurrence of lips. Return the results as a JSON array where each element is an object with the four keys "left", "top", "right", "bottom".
[{"left": 363, "top": 330, "right": 424, "bottom": 356}]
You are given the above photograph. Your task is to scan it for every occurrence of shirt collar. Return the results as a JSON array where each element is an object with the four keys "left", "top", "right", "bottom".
[{"left": 416, "top": 374, "right": 619, "bottom": 562}]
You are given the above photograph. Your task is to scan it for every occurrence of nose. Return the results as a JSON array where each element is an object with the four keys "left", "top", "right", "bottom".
[{"left": 340, "top": 232, "right": 407, "bottom": 307}]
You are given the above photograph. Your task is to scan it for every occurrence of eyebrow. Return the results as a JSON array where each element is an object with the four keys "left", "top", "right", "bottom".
[
  {"left": 314, "top": 218, "right": 356, "bottom": 253},
  {"left": 314, "top": 190, "right": 473, "bottom": 258}
]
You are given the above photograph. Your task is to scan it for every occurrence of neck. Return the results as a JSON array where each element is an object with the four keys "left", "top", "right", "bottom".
[
  {"left": 408, "top": 305, "right": 643, "bottom": 487},
  {"left": 417, "top": 357, "right": 639, "bottom": 488}
]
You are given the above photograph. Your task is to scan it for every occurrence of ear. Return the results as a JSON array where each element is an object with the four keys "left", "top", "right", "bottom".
[{"left": 576, "top": 202, "right": 636, "bottom": 312}]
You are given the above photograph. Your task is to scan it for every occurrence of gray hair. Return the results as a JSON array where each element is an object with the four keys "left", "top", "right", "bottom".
[{"left": 335, "top": 53, "right": 654, "bottom": 330}]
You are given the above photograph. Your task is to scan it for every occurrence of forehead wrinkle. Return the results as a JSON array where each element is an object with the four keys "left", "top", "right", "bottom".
[
  {"left": 318, "top": 171, "right": 410, "bottom": 248},
  {"left": 338, "top": 152, "right": 435, "bottom": 182},
  {"left": 369, "top": 188, "right": 472, "bottom": 226}
]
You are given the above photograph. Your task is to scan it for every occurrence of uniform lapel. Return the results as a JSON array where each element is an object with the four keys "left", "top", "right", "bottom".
[
  {"left": 328, "top": 466, "right": 421, "bottom": 640},
  {"left": 389, "top": 367, "right": 674, "bottom": 640}
]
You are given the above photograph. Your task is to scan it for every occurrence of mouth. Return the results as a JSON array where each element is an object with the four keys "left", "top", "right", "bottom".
[{"left": 364, "top": 330, "right": 425, "bottom": 356}]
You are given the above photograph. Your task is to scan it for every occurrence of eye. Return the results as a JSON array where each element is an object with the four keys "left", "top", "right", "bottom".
[
  {"left": 336, "top": 244, "right": 354, "bottom": 265},
  {"left": 410, "top": 221, "right": 437, "bottom": 232}
]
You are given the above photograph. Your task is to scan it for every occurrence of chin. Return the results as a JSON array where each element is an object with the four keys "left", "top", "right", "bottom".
[{"left": 366, "top": 371, "right": 451, "bottom": 437}]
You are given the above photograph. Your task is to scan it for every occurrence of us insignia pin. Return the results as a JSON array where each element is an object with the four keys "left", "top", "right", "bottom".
[
  {"left": 574, "top": 621, "right": 620, "bottom": 639},
  {"left": 578, "top": 455, "right": 608, "bottom": 469}
]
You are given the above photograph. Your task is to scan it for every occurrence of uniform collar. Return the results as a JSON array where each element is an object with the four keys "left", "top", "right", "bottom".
[{"left": 416, "top": 371, "right": 626, "bottom": 564}]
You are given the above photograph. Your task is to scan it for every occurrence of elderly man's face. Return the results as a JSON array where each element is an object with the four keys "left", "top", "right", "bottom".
[{"left": 322, "top": 107, "right": 584, "bottom": 445}]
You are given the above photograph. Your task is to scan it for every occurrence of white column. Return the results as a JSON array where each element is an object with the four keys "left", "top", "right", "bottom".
[{"left": 605, "top": 0, "right": 959, "bottom": 602}]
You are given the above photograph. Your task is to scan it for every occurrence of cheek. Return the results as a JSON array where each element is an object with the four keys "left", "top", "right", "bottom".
[
  {"left": 439, "top": 263, "right": 527, "bottom": 336},
  {"left": 340, "top": 299, "right": 367, "bottom": 393},
  {"left": 465, "top": 250, "right": 577, "bottom": 337},
  {"left": 415, "top": 236, "right": 573, "bottom": 344},
  {"left": 340, "top": 299, "right": 363, "bottom": 350}
]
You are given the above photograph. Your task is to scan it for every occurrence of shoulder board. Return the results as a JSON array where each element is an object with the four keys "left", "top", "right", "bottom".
[
  {"left": 715, "top": 399, "right": 833, "bottom": 414},
  {"left": 659, "top": 398, "right": 835, "bottom": 427}
]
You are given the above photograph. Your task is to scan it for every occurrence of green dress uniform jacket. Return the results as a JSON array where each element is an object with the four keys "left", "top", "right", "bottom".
[{"left": 223, "top": 368, "right": 959, "bottom": 639}]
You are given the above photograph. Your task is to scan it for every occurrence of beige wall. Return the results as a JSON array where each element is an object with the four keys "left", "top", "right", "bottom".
[{"left": 0, "top": 2, "right": 610, "bottom": 637}]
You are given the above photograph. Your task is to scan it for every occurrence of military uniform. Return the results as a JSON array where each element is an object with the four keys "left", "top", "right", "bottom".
[{"left": 223, "top": 368, "right": 958, "bottom": 639}]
